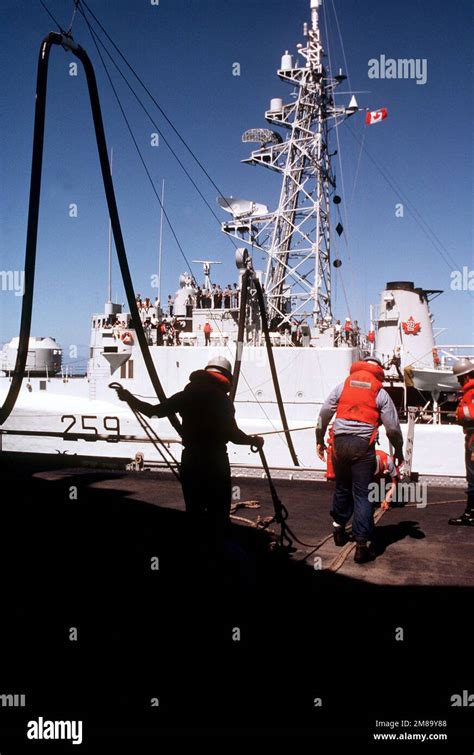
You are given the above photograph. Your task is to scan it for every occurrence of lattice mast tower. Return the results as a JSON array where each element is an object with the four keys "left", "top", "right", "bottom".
[{"left": 221, "top": 0, "right": 357, "bottom": 328}]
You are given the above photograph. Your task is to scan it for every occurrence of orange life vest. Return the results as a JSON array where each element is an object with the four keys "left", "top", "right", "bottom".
[
  {"left": 203, "top": 323, "right": 212, "bottom": 334},
  {"left": 336, "top": 361, "right": 384, "bottom": 436},
  {"left": 375, "top": 450, "right": 389, "bottom": 477},
  {"left": 456, "top": 378, "right": 474, "bottom": 426},
  {"left": 374, "top": 450, "right": 400, "bottom": 480}
]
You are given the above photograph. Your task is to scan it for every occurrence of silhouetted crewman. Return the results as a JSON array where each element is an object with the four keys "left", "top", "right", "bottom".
[{"left": 116, "top": 357, "right": 263, "bottom": 551}]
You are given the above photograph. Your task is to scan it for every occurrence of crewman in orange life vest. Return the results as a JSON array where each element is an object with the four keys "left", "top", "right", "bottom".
[
  {"left": 374, "top": 449, "right": 400, "bottom": 511},
  {"left": 316, "top": 356, "right": 404, "bottom": 563},
  {"left": 448, "top": 358, "right": 474, "bottom": 526}
]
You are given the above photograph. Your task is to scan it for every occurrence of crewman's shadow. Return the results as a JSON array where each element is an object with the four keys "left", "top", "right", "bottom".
[{"left": 371, "top": 520, "right": 425, "bottom": 557}]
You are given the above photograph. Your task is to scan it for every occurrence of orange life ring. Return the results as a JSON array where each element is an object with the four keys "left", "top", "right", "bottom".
[{"left": 121, "top": 331, "right": 134, "bottom": 345}]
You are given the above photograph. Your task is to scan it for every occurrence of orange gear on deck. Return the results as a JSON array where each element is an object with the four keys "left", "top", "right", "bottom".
[{"left": 325, "top": 425, "right": 335, "bottom": 480}]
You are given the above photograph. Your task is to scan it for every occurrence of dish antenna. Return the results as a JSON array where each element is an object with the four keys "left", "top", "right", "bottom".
[
  {"left": 217, "top": 196, "right": 268, "bottom": 218},
  {"left": 242, "top": 128, "right": 283, "bottom": 147}
]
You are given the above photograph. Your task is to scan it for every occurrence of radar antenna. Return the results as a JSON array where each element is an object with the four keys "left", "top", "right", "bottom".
[{"left": 192, "top": 259, "right": 222, "bottom": 292}]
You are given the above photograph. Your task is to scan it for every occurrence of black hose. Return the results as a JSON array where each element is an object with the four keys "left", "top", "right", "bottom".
[
  {"left": 0, "top": 32, "right": 181, "bottom": 438},
  {"left": 253, "top": 279, "right": 299, "bottom": 466},
  {"left": 73, "top": 42, "right": 181, "bottom": 436},
  {"left": 0, "top": 34, "right": 56, "bottom": 426},
  {"left": 230, "top": 269, "right": 250, "bottom": 401},
  {"left": 253, "top": 446, "right": 325, "bottom": 550}
]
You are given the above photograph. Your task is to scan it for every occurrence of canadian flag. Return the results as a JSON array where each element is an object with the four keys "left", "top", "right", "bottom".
[{"left": 365, "top": 108, "right": 388, "bottom": 125}]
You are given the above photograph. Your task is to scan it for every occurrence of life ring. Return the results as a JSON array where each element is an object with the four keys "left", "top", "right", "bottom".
[
  {"left": 121, "top": 331, "right": 134, "bottom": 345},
  {"left": 177, "top": 319, "right": 186, "bottom": 330}
]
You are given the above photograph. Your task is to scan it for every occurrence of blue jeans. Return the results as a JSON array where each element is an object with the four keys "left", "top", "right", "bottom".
[{"left": 330, "top": 435, "right": 376, "bottom": 543}]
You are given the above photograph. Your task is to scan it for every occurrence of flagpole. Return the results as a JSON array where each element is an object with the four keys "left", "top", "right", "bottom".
[{"left": 107, "top": 147, "right": 113, "bottom": 302}]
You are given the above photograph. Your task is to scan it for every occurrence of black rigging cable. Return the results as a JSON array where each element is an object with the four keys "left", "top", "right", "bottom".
[
  {"left": 81, "top": 10, "right": 197, "bottom": 282},
  {"left": 79, "top": 0, "right": 238, "bottom": 224},
  {"left": 66, "top": 0, "right": 81, "bottom": 36},
  {"left": 78, "top": 4, "right": 235, "bottom": 245},
  {"left": 38, "top": 0, "right": 63, "bottom": 32},
  {"left": 346, "top": 123, "right": 469, "bottom": 281},
  {"left": 109, "top": 382, "right": 181, "bottom": 481}
]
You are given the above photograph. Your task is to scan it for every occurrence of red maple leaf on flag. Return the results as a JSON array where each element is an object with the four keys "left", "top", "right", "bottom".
[
  {"left": 402, "top": 316, "right": 421, "bottom": 335},
  {"left": 365, "top": 108, "right": 388, "bottom": 125}
]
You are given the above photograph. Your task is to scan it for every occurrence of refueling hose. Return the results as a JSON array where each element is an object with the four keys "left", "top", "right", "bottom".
[
  {"left": 253, "top": 278, "right": 299, "bottom": 466},
  {"left": 0, "top": 32, "right": 181, "bottom": 438},
  {"left": 229, "top": 268, "right": 250, "bottom": 401}
]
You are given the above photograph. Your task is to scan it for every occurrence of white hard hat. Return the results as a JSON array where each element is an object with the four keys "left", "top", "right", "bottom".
[
  {"left": 205, "top": 356, "right": 233, "bottom": 380},
  {"left": 452, "top": 357, "right": 474, "bottom": 378}
]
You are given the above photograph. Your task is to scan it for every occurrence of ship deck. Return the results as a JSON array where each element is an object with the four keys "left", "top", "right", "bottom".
[{"left": 1, "top": 460, "right": 472, "bottom": 746}]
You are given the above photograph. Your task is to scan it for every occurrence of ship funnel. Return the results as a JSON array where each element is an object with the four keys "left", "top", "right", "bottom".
[{"left": 375, "top": 281, "right": 437, "bottom": 371}]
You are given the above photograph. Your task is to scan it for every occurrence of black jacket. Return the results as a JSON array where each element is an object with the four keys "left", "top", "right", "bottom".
[{"left": 128, "top": 370, "right": 252, "bottom": 449}]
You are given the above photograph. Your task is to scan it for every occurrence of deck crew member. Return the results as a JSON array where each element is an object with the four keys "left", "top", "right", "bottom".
[
  {"left": 448, "top": 358, "right": 474, "bottom": 526},
  {"left": 333, "top": 319, "right": 342, "bottom": 347},
  {"left": 343, "top": 317, "right": 352, "bottom": 344},
  {"left": 232, "top": 283, "right": 240, "bottom": 309},
  {"left": 203, "top": 321, "right": 212, "bottom": 346},
  {"left": 386, "top": 347, "right": 403, "bottom": 381},
  {"left": 316, "top": 356, "right": 404, "bottom": 563},
  {"left": 115, "top": 357, "right": 264, "bottom": 551},
  {"left": 374, "top": 448, "right": 400, "bottom": 511},
  {"left": 352, "top": 320, "right": 361, "bottom": 347}
]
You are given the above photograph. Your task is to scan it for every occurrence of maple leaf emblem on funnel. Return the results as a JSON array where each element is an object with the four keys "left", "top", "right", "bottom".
[{"left": 402, "top": 316, "right": 421, "bottom": 335}]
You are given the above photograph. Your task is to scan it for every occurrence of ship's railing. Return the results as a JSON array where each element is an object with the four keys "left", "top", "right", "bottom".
[{"left": 434, "top": 344, "right": 474, "bottom": 368}]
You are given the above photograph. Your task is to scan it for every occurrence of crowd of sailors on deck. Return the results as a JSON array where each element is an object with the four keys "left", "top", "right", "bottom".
[
  {"left": 192, "top": 284, "right": 241, "bottom": 310},
  {"left": 333, "top": 318, "right": 361, "bottom": 347},
  {"left": 104, "top": 312, "right": 186, "bottom": 346},
  {"left": 102, "top": 285, "right": 238, "bottom": 347},
  {"left": 132, "top": 286, "right": 242, "bottom": 317},
  {"left": 103, "top": 287, "right": 369, "bottom": 351}
]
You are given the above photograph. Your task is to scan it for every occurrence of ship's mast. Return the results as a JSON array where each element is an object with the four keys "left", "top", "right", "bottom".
[
  {"left": 107, "top": 146, "right": 113, "bottom": 303},
  {"left": 221, "top": 0, "right": 356, "bottom": 328}
]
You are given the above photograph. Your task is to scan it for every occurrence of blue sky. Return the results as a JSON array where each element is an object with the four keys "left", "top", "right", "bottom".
[{"left": 0, "top": 0, "right": 472, "bottom": 363}]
